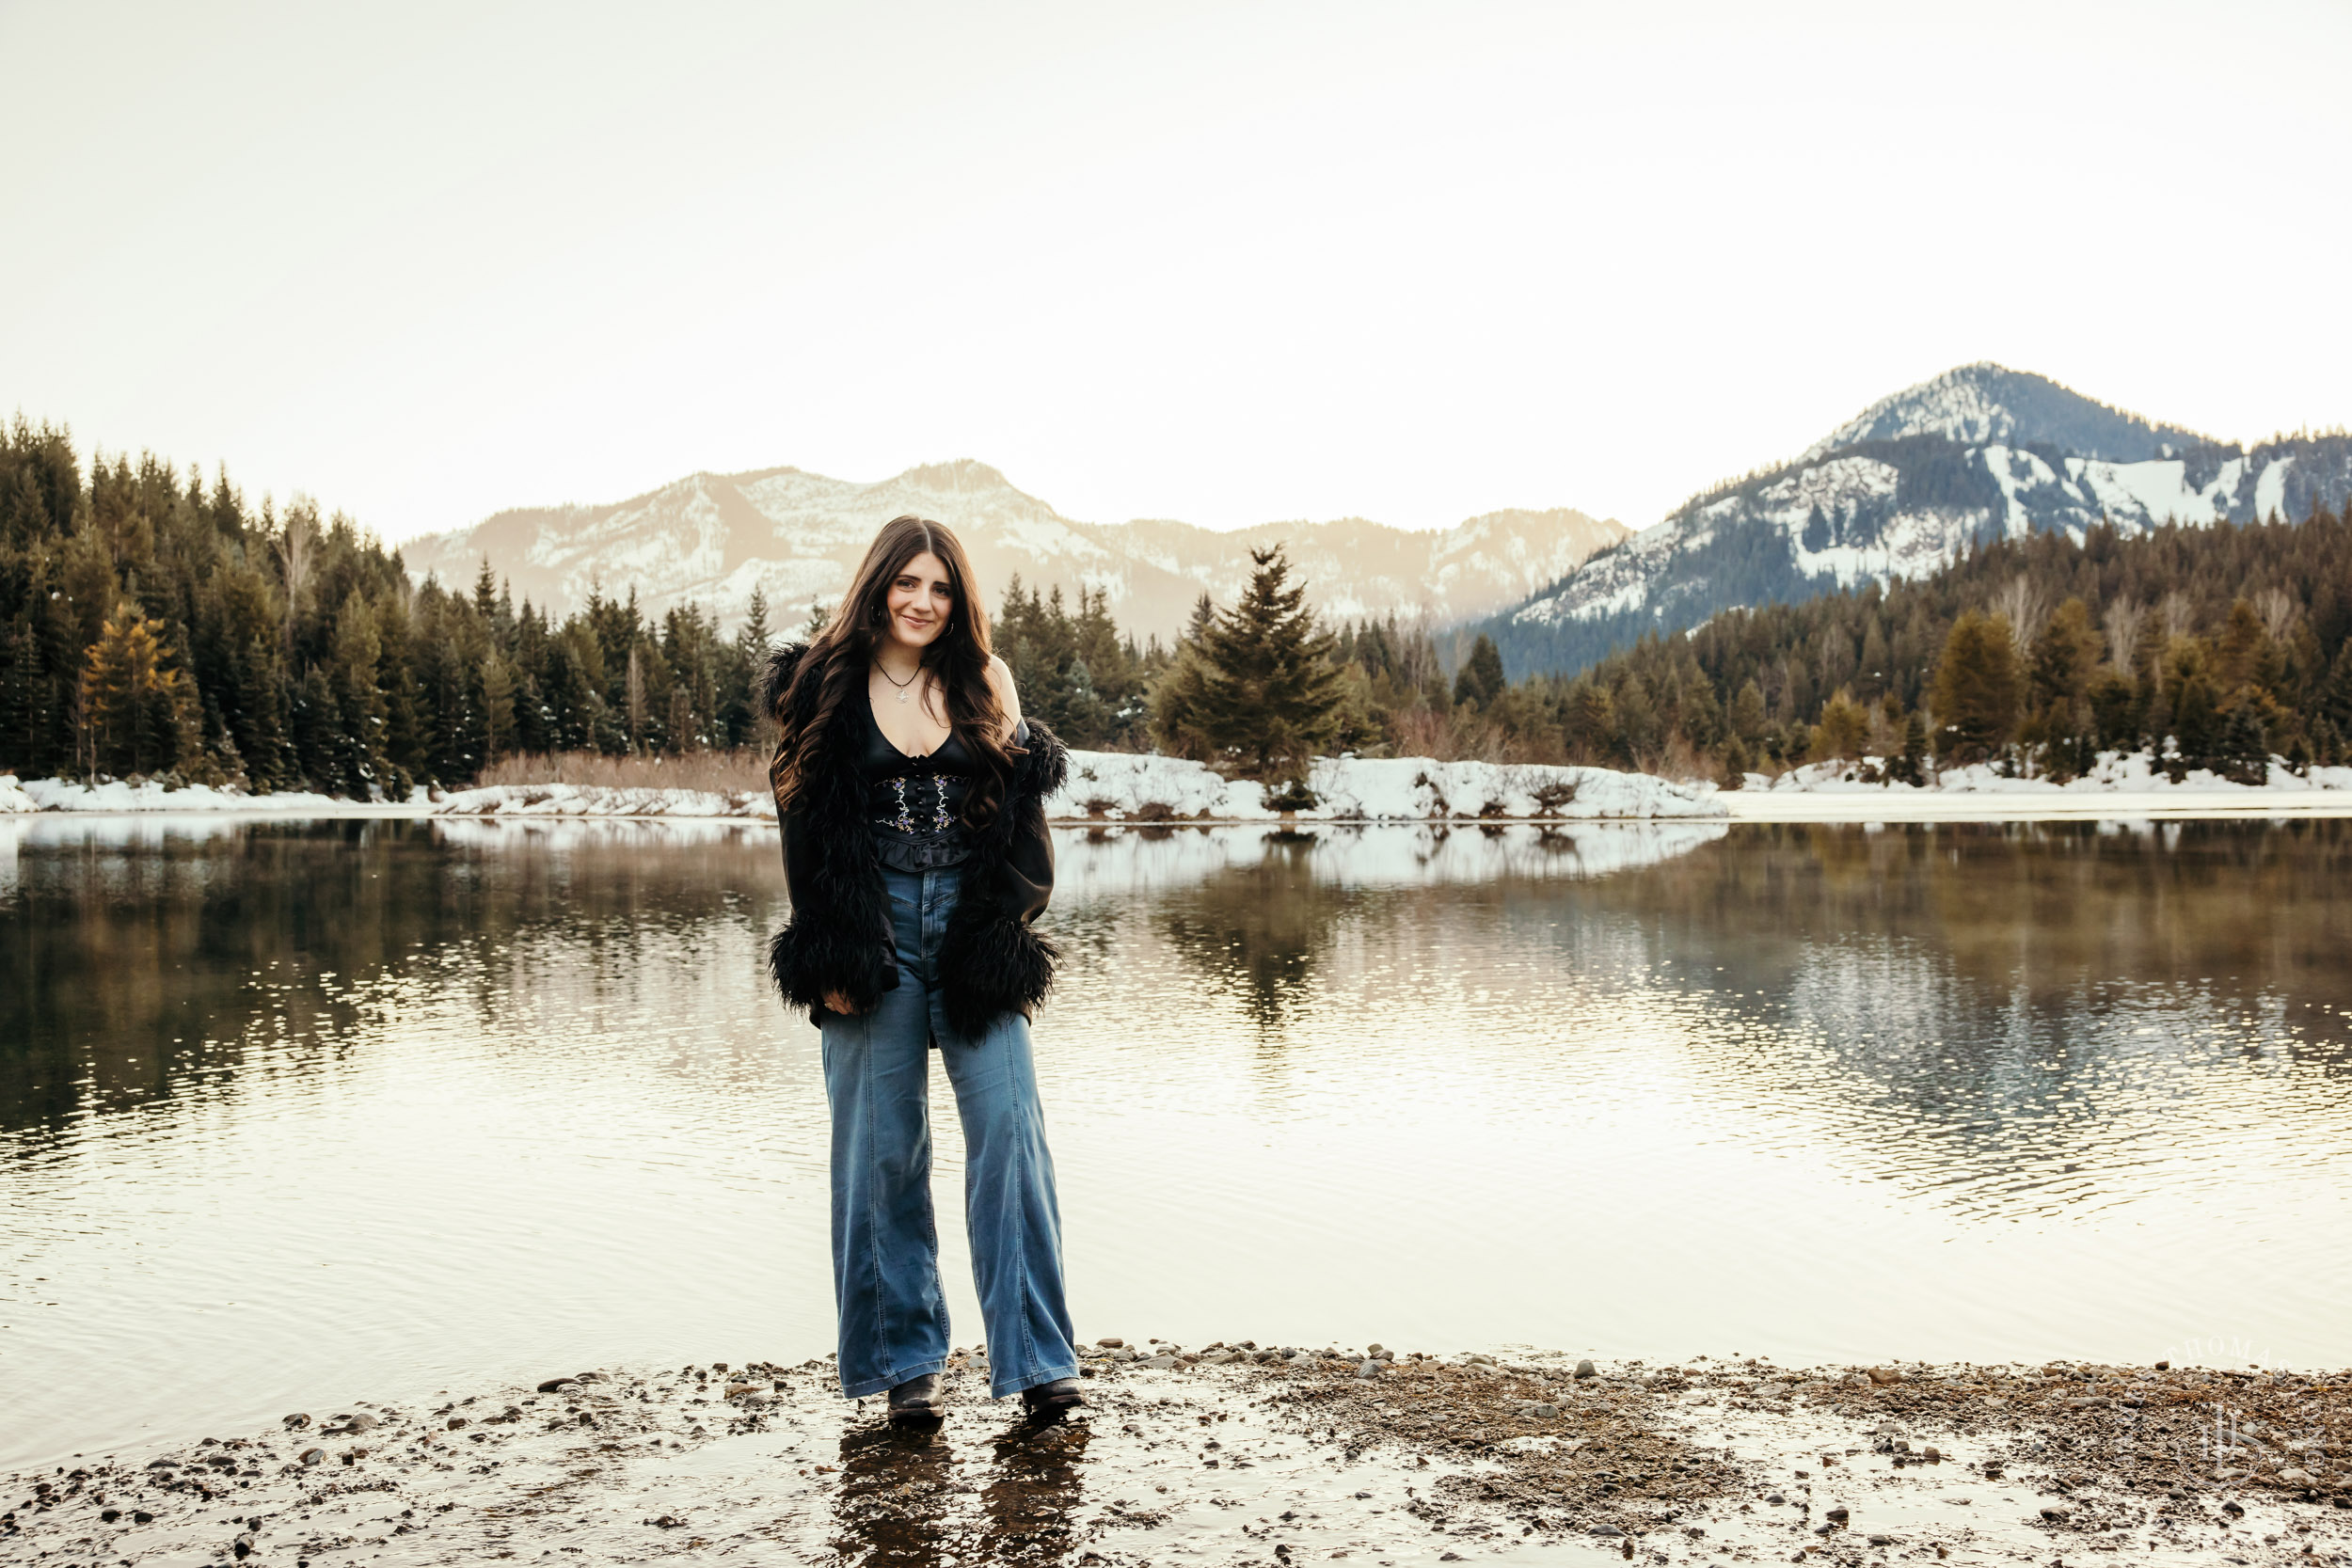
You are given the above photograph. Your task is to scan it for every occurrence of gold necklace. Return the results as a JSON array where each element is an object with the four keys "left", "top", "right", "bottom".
[{"left": 875, "top": 658, "right": 922, "bottom": 705}]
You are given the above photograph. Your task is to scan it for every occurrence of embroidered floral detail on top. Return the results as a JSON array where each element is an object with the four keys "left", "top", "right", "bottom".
[{"left": 878, "top": 776, "right": 918, "bottom": 834}]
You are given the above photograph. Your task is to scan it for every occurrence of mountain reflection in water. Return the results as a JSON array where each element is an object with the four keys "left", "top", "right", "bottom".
[{"left": 1, "top": 815, "right": 2345, "bottom": 1471}]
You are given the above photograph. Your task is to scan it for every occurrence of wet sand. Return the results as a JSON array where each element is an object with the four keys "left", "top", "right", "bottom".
[{"left": 8, "top": 1345, "right": 2348, "bottom": 1567}]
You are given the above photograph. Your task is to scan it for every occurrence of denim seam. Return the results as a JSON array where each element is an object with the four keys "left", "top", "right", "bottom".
[
  {"left": 1009, "top": 1093, "right": 1038, "bottom": 1396},
  {"left": 860, "top": 1016, "right": 893, "bottom": 1386}
]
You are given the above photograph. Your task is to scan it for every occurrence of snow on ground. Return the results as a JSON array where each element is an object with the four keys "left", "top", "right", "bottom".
[
  {"left": 433, "top": 783, "right": 778, "bottom": 818},
  {"left": 1051, "top": 752, "right": 1724, "bottom": 820},
  {"left": 1, "top": 775, "right": 424, "bottom": 815},
  {"left": 1756, "top": 752, "right": 2352, "bottom": 795},
  {"left": 12, "top": 749, "right": 2350, "bottom": 828},
  {"left": 1721, "top": 752, "right": 2352, "bottom": 821}
]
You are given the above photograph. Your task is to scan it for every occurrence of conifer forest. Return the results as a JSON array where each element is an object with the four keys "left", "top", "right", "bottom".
[{"left": 7, "top": 417, "right": 2352, "bottom": 795}]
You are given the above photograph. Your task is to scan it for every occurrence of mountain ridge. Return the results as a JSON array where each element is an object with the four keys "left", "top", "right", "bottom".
[
  {"left": 1477, "top": 364, "right": 2352, "bottom": 677},
  {"left": 402, "top": 460, "right": 1629, "bottom": 641}
]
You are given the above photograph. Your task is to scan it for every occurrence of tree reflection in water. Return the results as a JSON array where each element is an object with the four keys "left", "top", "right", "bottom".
[
  {"left": 0, "top": 817, "right": 787, "bottom": 1140},
  {"left": 1153, "top": 830, "right": 1354, "bottom": 1036}
]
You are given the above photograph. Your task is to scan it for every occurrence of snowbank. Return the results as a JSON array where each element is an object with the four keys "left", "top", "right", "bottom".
[
  {"left": 1721, "top": 751, "right": 2352, "bottom": 820},
  {"left": 1, "top": 774, "right": 423, "bottom": 815},
  {"left": 1050, "top": 752, "right": 1724, "bottom": 820},
  {"left": 1750, "top": 751, "right": 2352, "bottom": 796},
  {"left": 0, "top": 755, "right": 1724, "bottom": 822},
  {"left": 21, "top": 746, "right": 2344, "bottom": 826},
  {"left": 432, "top": 783, "right": 778, "bottom": 819}
]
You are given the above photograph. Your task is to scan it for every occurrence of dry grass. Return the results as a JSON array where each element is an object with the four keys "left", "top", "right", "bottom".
[{"left": 474, "top": 749, "right": 769, "bottom": 795}]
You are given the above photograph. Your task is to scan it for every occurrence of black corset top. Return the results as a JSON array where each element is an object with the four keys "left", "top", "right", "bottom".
[{"left": 856, "top": 696, "right": 976, "bottom": 872}]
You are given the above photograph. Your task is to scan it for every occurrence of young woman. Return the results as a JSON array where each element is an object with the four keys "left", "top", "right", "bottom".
[{"left": 762, "top": 514, "right": 1082, "bottom": 1425}]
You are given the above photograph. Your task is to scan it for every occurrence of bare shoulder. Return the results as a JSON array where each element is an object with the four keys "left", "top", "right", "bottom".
[{"left": 985, "top": 653, "right": 1024, "bottom": 728}]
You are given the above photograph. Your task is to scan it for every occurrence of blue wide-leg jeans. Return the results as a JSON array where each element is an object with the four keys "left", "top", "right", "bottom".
[{"left": 819, "top": 863, "right": 1079, "bottom": 1401}]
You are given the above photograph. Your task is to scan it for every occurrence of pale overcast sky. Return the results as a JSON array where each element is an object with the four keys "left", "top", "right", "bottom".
[{"left": 5, "top": 0, "right": 2348, "bottom": 545}]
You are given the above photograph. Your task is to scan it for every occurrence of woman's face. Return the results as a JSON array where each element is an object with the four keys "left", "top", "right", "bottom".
[{"left": 882, "top": 550, "right": 956, "bottom": 652}]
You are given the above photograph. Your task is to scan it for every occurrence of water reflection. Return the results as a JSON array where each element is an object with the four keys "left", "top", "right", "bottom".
[
  {"left": 5, "top": 816, "right": 2351, "bottom": 1469},
  {"left": 824, "top": 1412, "right": 1090, "bottom": 1568},
  {"left": 1156, "top": 831, "right": 1349, "bottom": 1031},
  {"left": 0, "top": 817, "right": 786, "bottom": 1140}
]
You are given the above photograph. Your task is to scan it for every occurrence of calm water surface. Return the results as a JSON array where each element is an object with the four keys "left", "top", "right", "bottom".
[{"left": 3, "top": 815, "right": 2348, "bottom": 1468}]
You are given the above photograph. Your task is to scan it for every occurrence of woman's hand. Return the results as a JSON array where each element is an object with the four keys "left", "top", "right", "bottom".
[{"left": 823, "top": 990, "right": 865, "bottom": 1016}]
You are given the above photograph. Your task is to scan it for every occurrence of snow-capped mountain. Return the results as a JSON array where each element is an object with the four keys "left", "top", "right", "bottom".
[
  {"left": 1798, "top": 363, "right": 2209, "bottom": 462},
  {"left": 401, "top": 460, "right": 1628, "bottom": 641},
  {"left": 1486, "top": 364, "right": 2352, "bottom": 676}
]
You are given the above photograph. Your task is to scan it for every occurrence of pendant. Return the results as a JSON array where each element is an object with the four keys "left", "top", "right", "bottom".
[{"left": 897, "top": 689, "right": 910, "bottom": 703}]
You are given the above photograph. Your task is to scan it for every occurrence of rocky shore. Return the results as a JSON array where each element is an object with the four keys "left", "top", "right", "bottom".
[{"left": 8, "top": 1347, "right": 2347, "bottom": 1567}]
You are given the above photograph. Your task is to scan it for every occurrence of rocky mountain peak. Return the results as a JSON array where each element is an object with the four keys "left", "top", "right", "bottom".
[{"left": 1801, "top": 362, "right": 2214, "bottom": 465}]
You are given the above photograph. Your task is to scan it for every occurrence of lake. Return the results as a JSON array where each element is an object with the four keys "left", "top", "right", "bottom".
[{"left": 3, "top": 814, "right": 2347, "bottom": 1470}]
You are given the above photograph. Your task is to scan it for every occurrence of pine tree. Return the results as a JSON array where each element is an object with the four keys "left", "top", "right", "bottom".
[
  {"left": 1729, "top": 679, "right": 1767, "bottom": 742},
  {"left": 480, "top": 655, "right": 516, "bottom": 761},
  {"left": 1888, "top": 710, "right": 1931, "bottom": 785},
  {"left": 1452, "top": 634, "right": 1505, "bottom": 709},
  {"left": 1718, "top": 735, "right": 1750, "bottom": 789},
  {"left": 79, "top": 612, "right": 195, "bottom": 777},
  {"left": 1561, "top": 681, "right": 1614, "bottom": 762},
  {"left": 1811, "top": 689, "right": 1869, "bottom": 760},
  {"left": 2029, "top": 597, "right": 2103, "bottom": 707},
  {"left": 2219, "top": 697, "right": 2270, "bottom": 784},
  {"left": 1930, "top": 610, "right": 2024, "bottom": 764},
  {"left": 1151, "top": 546, "right": 1343, "bottom": 784}
]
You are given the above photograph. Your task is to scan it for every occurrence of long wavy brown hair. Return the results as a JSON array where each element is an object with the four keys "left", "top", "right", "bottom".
[{"left": 770, "top": 515, "right": 1019, "bottom": 824}]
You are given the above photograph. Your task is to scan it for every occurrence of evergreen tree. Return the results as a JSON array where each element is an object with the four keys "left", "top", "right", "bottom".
[
  {"left": 1930, "top": 610, "right": 2024, "bottom": 763},
  {"left": 79, "top": 612, "right": 195, "bottom": 776},
  {"left": 1729, "top": 679, "right": 1767, "bottom": 742},
  {"left": 1718, "top": 735, "right": 1750, "bottom": 788},
  {"left": 1452, "top": 634, "right": 1505, "bottom": 708},
  {"left": 1151, "top": 546, "right": 1343, "bottom": 783},
  {"left": 1888, "top": 710, "right": 1931, "bottom": 785},
  {"left": 1811, "top": 689, "right": 1869, "bottom": 760}
]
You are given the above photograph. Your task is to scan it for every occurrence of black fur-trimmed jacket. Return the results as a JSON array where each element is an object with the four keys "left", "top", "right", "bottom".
[{"left": 761, "top": 642, "right": 1067, "bottom": 1037}]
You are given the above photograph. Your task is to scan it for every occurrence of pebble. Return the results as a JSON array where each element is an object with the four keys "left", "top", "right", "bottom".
[
  {"left": 1588, "top": 1524, "right": 1625, "bottom": 1537},
  {"left": 1573, "top": 1358, "right": 1597, "bottom": 1379},
  {"left": 1097, "top": 1337, "right": 1124, "bottom": 1348},
  {"left": 1356, "top": 1361, "right": 1380, "bottom": 1379},
  {"left": 298, "top": 1448, "right": 326, "bottom": 1466},
  {"left": 536, "top": 1378, "right": 577, "bottom": 1394},
  {"left": 1866, "top": 1532, "right": 1896, "bottom": 1545},
  {"left": 1825, "top": 1505, "right": 1849, "bottom": 1522},
  {"left": 281, "top": 1414, "right": 310, "bottom": 1430},
  {"left": 1140, "top": 1354, "right": 1177, "bottom": 1370}
]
